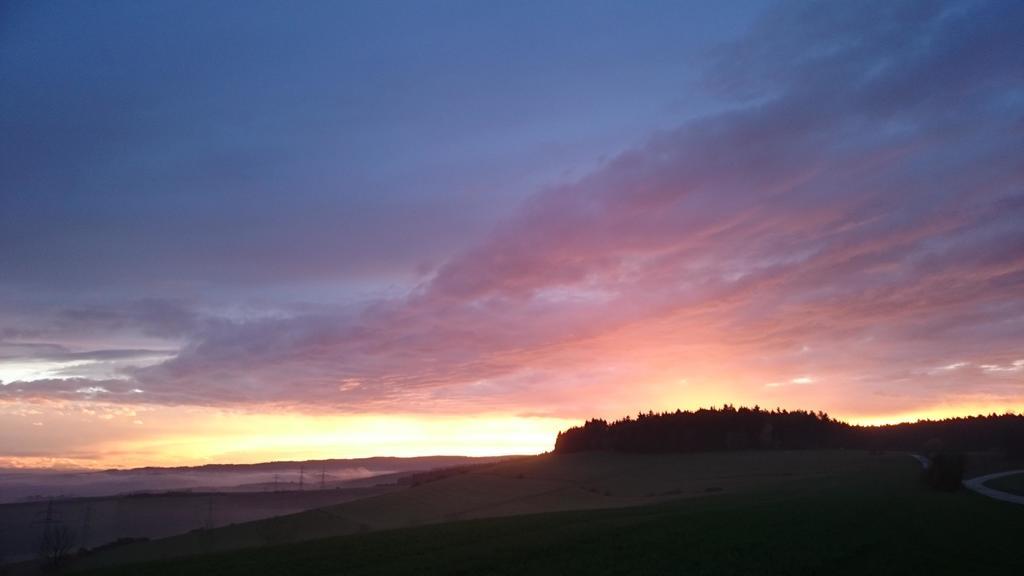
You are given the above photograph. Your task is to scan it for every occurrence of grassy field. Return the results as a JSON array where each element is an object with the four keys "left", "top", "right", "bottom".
[
  {"left": 68, "top": 451, "right": 1024, "bottom": 575},
  {"left": 985, "top": 471, "right": 1024, "bottom": 496},
  {"left": 61, "top": 450, "right": 890, "bottom": 571}
]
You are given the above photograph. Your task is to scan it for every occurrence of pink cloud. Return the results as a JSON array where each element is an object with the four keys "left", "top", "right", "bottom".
[{"left": 4, "top": 1, "right": 1023, "bottom": 422}]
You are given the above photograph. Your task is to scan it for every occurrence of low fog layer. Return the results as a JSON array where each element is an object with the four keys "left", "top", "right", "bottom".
[{"left": 0, "top": 456, "right": 502, "bottom": 503}]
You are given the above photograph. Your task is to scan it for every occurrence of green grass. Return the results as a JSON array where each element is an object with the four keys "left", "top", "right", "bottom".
[
  {"left": 985, "top": 471, "right": 1024, "bottom": 496},
  {"left": 73, "top": 453, "right": 1024, "bottom": 575},
  {"left": 68, "top": 451, "right": 883, "bottom": 570}
]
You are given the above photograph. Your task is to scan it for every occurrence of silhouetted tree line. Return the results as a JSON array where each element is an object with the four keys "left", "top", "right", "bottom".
[{"left": 554, "top": 406, "right": 1024, "bottom": 456}]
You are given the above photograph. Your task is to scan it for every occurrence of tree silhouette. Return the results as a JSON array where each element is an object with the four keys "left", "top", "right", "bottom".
[
  {"left": 38, "top": 518, "right": 75, "bottom": 567},
  {"left": 554, "top": 406, "right": 1024, "bottom": 455}
]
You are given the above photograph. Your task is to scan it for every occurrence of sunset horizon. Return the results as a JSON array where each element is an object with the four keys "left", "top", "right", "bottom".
[
  {"left": 3, "top": 0, "right": 1023, "bottom": 474},
  {"left": 6, "top": 404, "right": 1024, "bottom": 471},
  {"left": 3, "top": 2, "right": 1023, "bottom": 572}
]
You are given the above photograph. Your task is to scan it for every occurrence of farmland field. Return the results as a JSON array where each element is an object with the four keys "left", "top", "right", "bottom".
[
  {"left": 67, "top": 450, "right": 1024, "bottom": 575},
  {"left": 45, "top": 449, "right": 1020, "bottom": 575},
  {"left": 61, "top": 451, "right": 888, "bottom": 569}
]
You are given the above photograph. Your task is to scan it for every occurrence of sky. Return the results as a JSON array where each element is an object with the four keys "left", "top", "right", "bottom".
[{"left": 1, "top": 0, "right": 1022, "bottom": 469}]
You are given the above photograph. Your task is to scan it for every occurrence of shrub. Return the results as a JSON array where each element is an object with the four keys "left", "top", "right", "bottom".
[{"left": 922, "top": 451, "right": 965, "bottom": 491}]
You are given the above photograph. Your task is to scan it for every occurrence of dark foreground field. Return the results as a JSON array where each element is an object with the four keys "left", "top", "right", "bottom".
[
  {"left": 65, "top": 452, "right": 1023, "bottom": 576},
  {"left": 985, "top": 472, "right": 1024, "bottom": 496}
]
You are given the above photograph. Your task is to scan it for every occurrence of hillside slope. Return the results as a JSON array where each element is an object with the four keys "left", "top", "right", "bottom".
[
  {"left": 69, "top": 450, "right": 897, "bottom": 571},
  {"left": 79, "top": 452, "right": 1024, "bottom": 575}
]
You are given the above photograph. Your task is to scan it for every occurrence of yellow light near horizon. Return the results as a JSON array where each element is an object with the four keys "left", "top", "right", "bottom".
[
  {"left": 6, "top": 394, "right": 1023, "bottom": 470},
  {"left": 174, "top": 413, "right": 570, "bottom": 460},
  {"left": 846, "top": 402, "right": 1024, "bottom": 427},
  {"left": 0, "top": 404, "right": 576, "bottom": 469}
]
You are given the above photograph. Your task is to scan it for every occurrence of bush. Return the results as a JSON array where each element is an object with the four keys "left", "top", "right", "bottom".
[{"left": 922, "top": 451, "right": 965, "bottom": 491}]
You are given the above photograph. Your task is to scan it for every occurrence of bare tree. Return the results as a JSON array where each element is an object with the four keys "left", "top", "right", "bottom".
[
  {"left": 39, "top": 523, "right": 75, "bottom": 567},
  {"left": 36, "top": 499, "right": 73, "bottom": 566}
]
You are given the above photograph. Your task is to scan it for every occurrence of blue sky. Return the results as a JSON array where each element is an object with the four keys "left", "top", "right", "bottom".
[{"left": 2, "top": 0, "right": 762, "bottom": 294}]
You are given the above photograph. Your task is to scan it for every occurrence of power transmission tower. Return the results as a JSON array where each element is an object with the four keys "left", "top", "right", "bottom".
[
  {"left": 34, "top": 498, "right": 71, "bottom": 563},
  {"left": 35, "top": 499, "right": 61, "bottom": 549},
  {"left": 80, "top": 503, "right": 93, "bottom": 550},
  {"left": 320, "top": 465, "right": 326, "bottom": 490},
  {"left": 205, "top": 496, "right": 214, "bottom": 529}
]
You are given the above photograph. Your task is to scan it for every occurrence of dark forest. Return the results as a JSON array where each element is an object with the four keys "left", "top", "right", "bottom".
[{"left": 554, "top": 406, "right": 1024, "bottom": 456}]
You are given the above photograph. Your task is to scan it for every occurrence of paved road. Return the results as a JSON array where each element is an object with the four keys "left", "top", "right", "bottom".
[
  {"left": 909, "top": 453, "right": 930, "bottom": 469},
  {"left": 962, "top": 470, "right": 1024, "bottom": 505}
]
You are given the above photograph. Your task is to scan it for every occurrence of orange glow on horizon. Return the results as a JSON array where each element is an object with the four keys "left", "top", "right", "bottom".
[
  {"left": 0, "top": 402, "right": 575, "bottom": 470},
  {"left": 844, "top": 403, "right": 1024, "bottom": 427},
  {"left": 4, "top": 397, "right": 1022, "bottom": 470}
]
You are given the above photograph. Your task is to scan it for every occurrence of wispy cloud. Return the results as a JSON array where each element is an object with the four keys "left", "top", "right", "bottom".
[{"left": 1, "top": 1, "right": 1022, "bottom": 425}]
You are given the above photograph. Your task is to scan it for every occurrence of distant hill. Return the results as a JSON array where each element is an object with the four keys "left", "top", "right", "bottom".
[
  {"left": 554, "top": 406, "right": 1024, "bottom": 455},
  {"left": 0, "top": 456, "right": 513, "bottom": 503},
  {"left": 98, "top": 455, "right": 511, "bottom": 475}
]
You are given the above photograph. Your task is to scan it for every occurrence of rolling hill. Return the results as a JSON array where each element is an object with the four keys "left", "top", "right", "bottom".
[
  {"left": 68, "top": 450, "right": 905, "bottom": 571},
  {"left": 61, "top": 449, "right": 1024, "bottom": 575}
]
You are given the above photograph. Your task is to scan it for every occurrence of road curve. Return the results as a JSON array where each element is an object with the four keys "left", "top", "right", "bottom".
[
  {"left": 909, "top": 453, "right": 1024, "bottom": 505},
  {"left": 962, "top": 470, "right": 1024, "bottom": 505},
  {"left": 909, "top": 453, "right": 930, "bottom": 469}
]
